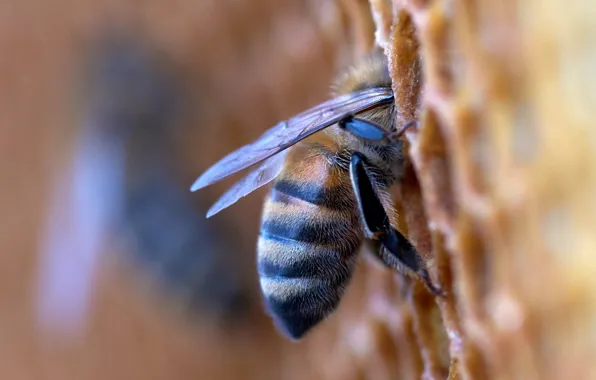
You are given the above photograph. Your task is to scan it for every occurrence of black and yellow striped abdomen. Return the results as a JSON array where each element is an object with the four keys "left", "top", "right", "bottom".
[{"left": 257, "top": 142, "right": 362, "bottom": 339}]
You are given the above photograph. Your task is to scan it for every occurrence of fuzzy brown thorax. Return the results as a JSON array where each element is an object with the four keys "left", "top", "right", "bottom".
[{"left": 328, "top": 51, "right": 405, "bottom": 186}]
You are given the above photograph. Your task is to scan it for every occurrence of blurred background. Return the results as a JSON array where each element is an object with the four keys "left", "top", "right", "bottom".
[
  {"left": 0, "top": 0, "right": 383, "bottom": 379},
  {"left": 3, "top": 0, "right": 596, "bottom": 379}
]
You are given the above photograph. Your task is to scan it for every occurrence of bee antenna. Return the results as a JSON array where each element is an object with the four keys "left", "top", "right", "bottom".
[
  {"left": 386, "top": 121, "right": 420, "bottom": 142},
  {"left": 398, "top": 121, "right": 420, "bottom": 135}
]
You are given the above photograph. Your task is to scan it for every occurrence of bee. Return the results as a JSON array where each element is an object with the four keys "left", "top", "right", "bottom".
[{"left": 191, "top": 51, "right": 444, "bottom": 340}]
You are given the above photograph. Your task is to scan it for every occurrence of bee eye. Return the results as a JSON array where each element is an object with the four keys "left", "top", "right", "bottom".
[{"left": 338, "top": 116, "right": 387, "bottom": 141}]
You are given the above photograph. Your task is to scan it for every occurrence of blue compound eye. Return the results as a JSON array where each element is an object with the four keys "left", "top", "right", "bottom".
[{"left": 339, "top": 117, "right": 387, "bottom": 141}]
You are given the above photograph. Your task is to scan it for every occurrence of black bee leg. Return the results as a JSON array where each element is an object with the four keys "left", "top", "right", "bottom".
[
  {"left": 364, "top": 240, "right": 411, "bottom": 298},
  {"left": 376, "top": 229, "right": 444, "bottom": 296},
  {"left": 349, "top": 152, "right": 392, "bottom": 238},
  {"left": 350, "top": 152, "right": 444, "bottom": 297},
  {"left": 338, "top": 114, "right": 388, "bottom": 142}
]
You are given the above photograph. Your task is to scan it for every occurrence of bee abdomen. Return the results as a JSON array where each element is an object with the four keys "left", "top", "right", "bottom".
[
  {"left": 271, "top": 179, "right": 353, "bottom": 210},
  {"left": 258, "top": 233, "right": 350, "bottom": 280},
  {"left": 257, "top": 233, "right": 357, "bottom": 339},
  {"left": 257, "top": 176, "right": 360, "bottom": 339}
]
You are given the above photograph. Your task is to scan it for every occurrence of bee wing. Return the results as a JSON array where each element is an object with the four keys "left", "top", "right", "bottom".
[
  {"left": 190, "top": 87, "right": 393, "bottom": 191},
  {"left": 205, "top": 149, "right": 290, "bottom": 218}
]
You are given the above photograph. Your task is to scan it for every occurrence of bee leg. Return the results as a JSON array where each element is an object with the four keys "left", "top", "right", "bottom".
[
  {"left": 338, "top": 114, "right": 388, "bottom": 141},
  {"left": 350, "top": 152, "right": 445, "bottom": 297},
  {"left": 364, "top": 240, "right": 411, "bottom": 298}
]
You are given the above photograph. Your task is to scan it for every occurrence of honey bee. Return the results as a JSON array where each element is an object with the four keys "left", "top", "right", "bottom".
[{"left": 191, "top": 51, "right": 444, "bottom": 340}]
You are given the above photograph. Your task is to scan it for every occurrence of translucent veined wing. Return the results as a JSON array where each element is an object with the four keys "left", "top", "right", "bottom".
[
  {"left": 190, "top": 87, "right": 393, "bottom": 192},
  {"left": 205, "top": 149, "right": 290, "bottom": 218}
]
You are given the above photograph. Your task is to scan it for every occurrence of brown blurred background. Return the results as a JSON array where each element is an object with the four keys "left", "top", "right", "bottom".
[{"left": 0, "top": 0, "right": 370, "bottom": 379}]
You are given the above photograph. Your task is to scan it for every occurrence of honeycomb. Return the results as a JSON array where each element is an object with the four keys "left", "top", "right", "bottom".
[{"left": 301, "top": 0, "right": 596, "bottom": 379}]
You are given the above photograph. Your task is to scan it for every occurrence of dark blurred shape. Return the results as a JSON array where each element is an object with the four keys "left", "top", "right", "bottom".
[
  {"left": 83, "top": 32, "right": 185, "bottom": 141},
  {"left": 84, "top": 32, "right": 252, "bottom": 325}
]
